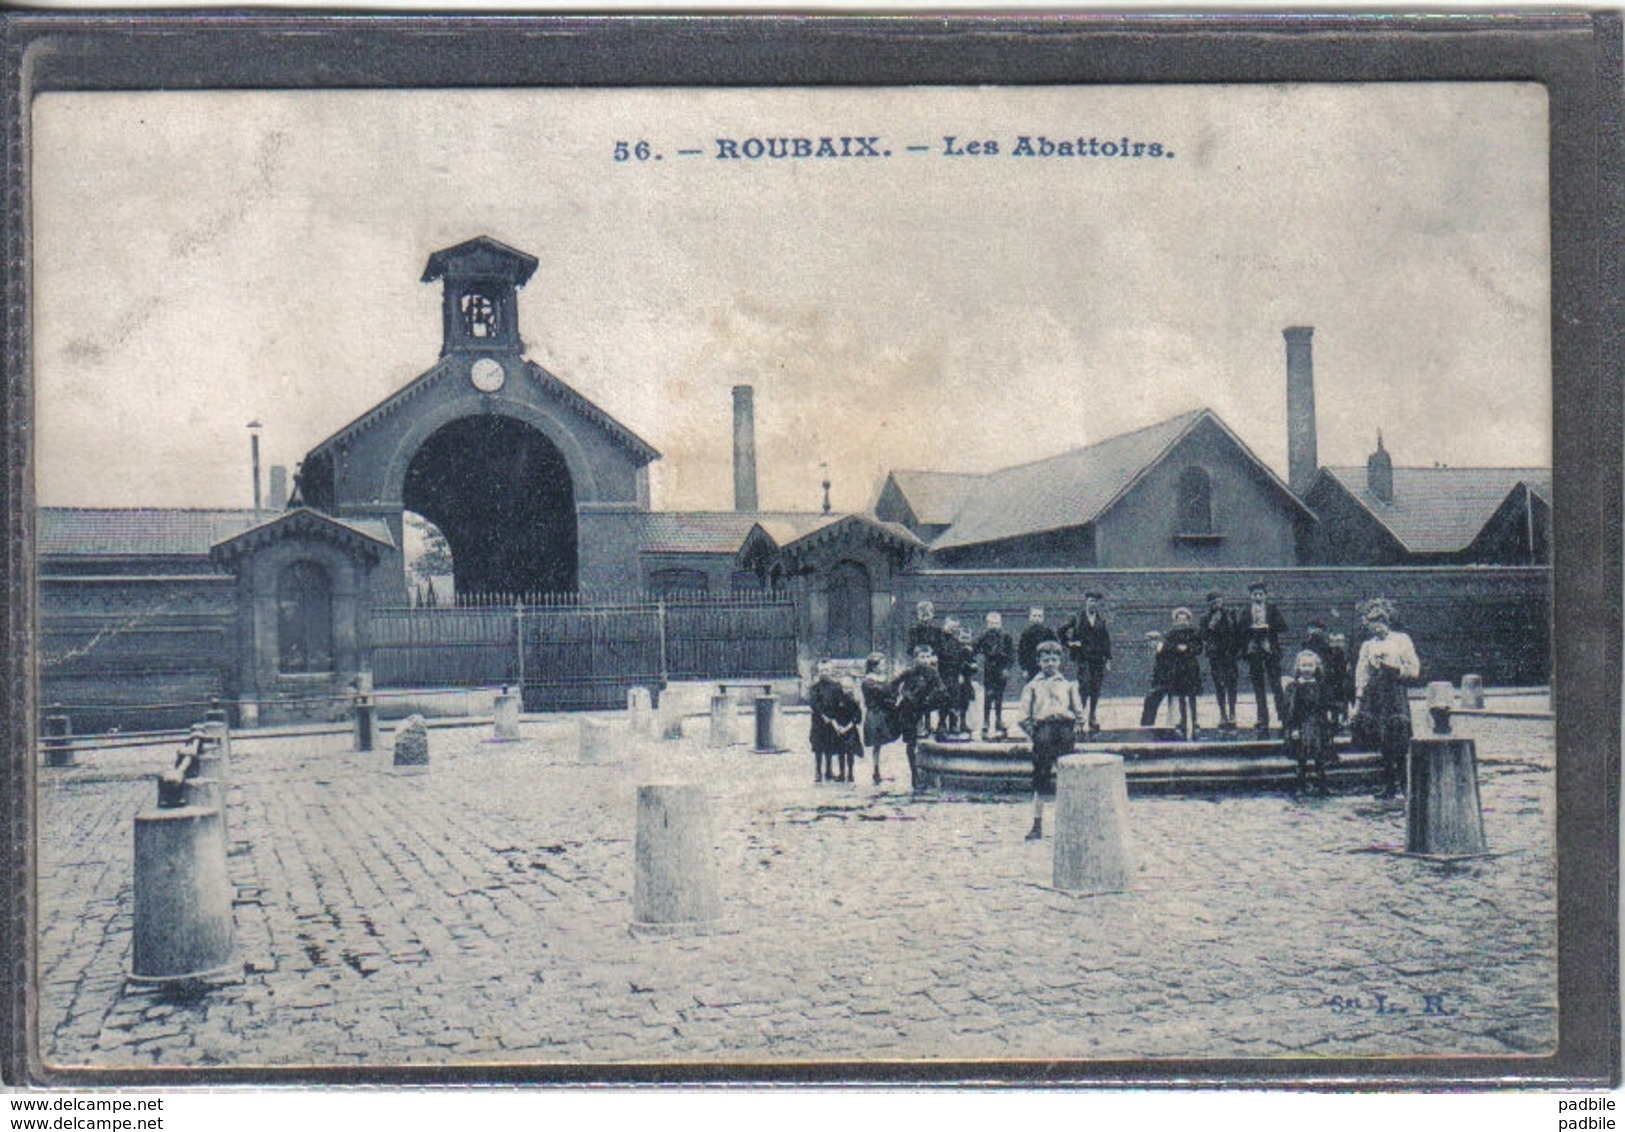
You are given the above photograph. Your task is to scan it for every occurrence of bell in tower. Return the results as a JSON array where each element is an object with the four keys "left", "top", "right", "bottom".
[{"left": 421, "top": 236, "right": 540, "bottom": 357}]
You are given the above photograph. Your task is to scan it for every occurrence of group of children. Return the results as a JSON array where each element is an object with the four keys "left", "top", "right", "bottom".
[{"left": 807, "top": 589, "right": 1423, "bottom": 817}]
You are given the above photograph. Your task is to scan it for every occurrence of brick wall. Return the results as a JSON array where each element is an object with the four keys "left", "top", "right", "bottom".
[{"left": 892, "top": 566, "right": 1551, "bottom": 692}]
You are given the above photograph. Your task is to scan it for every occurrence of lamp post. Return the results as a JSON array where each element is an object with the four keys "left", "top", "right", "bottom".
[{"left": 247, "top": 420, "right": 263, "bottom": 520}]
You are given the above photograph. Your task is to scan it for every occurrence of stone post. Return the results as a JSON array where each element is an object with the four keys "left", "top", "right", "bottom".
[
  {"left": 393, "top": 715, "right": 429, "bottom": 772},
  {"left": 633, "top": 784, "right": 722, "bottom": 931},
  {"left": 707, "top": 693, "right": 737, "bottom": 749},
  {"left": 1425, "top": 681, "right": 1455, "bottom": 736},
  {"left": 1052, "top": 754, "right": 1135, "bottom": 894},
  {"left": 753, "top": 693, "right": 786, "bottom": 753},
  {"left": 131, "top": 806, "right": 236, "bottom": 983},
  {"left": 353, "top": 680, "right": 376, "bottom": 753},
  {"left": 201, "top": 720, "right": 231, "bottom": 782},
  {"left": 1460, "top": 674, "right": 1486, "bottom": 710},
  {"left": 627, "top": 687, "right": 654, "bottom": 737},
  {"left": 1406, "top": 738, "right": 1488, "bottom": 856},
  {"left": 579, "top": 717, "right": 612, "bottom": 763},
  {"left": 42, "top": 710, "right": 73, "bottom": 768},
  {"left": 658, "top": 690, "right": 686, "bottom": 741},
  {"left": 492, "top": 688, "right": 521, "bottom": 742}
]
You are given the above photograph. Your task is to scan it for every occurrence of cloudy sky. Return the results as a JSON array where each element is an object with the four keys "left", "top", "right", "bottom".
[{"left": 31, "top": 83, "right": 1550, "bottom": 513}]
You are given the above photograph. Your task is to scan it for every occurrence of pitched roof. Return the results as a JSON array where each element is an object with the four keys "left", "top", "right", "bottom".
[
  {"left": 421, "top": 236, "right": 539, "bottom": 285},
  {"left": 210, "top": 507, "right": 395, "bottom": 566},
  {"left": 931, "top": 409, "right": 1213, "bottom": 551},
  {"left": 39, "top": 508, "right": 258, "bottom": 559},
  {"left": 777, "top": 513, "right": 927, "bottom": 556},
  {"left": 634, "top": 511, "right": 830, "bottom": 555},
  {"left": 307, "top": 357, "right": 659, "bottom": 466},
  {"left": 880, "top": 470, "right": 983, "bottom": 526},
  {"left": 1319, "top": 467, "right": 1553, "bottom": 554}
]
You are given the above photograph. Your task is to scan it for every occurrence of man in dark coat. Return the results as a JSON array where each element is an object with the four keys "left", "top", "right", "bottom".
[
  {"left": 1060, "top": 591, "right": 1112, "bottom": 732},
  {"left": 1199, "top": 589, "right": 1241, "bottom": 729},
  {"left": 1017, "top": 607, "right": 1059, "bottom": 684},
  {"left": 1241, "top": 580, "right": 1289, "bottom": 736}
]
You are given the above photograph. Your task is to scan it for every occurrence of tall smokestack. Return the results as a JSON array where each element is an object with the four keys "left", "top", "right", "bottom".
[
  {"left": 732, "top": 384, "right": 759, "bottom": 513},
  {"left": 1284, "top": 326, "right": 1317, "bottom": 495}
]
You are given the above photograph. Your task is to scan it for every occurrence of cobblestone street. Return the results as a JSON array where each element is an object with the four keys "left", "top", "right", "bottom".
[{"left": 34, "top": 698, "right": 1557, "bottom": 1073}]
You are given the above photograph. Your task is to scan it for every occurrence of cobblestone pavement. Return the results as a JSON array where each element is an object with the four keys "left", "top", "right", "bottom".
[{"left": 34, "top": 697, "right": 1556, "bottom": 1072}]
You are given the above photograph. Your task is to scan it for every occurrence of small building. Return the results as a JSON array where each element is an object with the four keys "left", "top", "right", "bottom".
[
  {"left": 877, "top": 408, "right": 1318, "bottom": 570},
  {"left": 1303, "top": 436, "right": 1552, "bottom": 565}
]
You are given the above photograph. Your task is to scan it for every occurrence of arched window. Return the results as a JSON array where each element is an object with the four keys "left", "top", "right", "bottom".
[
  {"left": 1176, "top": 466, "right": 1215, "bottom": 535},
  {"left": 277, "top": 560, "right": 334, "bottom": 674}
]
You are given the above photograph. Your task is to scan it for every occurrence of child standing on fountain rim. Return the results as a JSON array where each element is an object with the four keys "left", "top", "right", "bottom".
[{"left": 1018, "top": 640, "right": 1083, "bottom": 841}]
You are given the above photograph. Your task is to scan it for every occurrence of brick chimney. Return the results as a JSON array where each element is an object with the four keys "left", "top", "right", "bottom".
[
  {"left": 1367, "top": 432, "right": 1394, "bottom": 503},
  {"left": 732, "top": 385, "right": 759, "bottom": 513},
  {"left": 1284, "top": 326, "right": 1317, "bottom": 495}
]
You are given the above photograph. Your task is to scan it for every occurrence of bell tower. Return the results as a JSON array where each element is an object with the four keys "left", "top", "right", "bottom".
[{"left": 421, "top": 236, "right": 539, "bottom": 358}]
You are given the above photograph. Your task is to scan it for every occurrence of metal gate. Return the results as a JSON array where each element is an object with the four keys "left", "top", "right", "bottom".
[{"left": 370, "top": 591, "right": 799, "bottom": 710}]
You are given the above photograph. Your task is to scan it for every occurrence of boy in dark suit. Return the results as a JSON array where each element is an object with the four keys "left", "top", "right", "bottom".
[
  {"left": 1017, "top": 606, "right": 1058, "bottom": 683},
  {"left": 888, "top": 643, "right": 948, "bottom": 791},
  {"left": 973, "top": 612, "right": 1016, "bottom": 740}
]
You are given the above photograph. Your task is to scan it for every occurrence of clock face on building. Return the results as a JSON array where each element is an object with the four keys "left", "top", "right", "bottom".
[{"left": 470, "top": 357, "right": 506, "bottom": 393}]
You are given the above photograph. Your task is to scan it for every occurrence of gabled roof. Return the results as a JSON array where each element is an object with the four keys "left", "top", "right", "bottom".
[
  {"left": 931, "top": 408, "right": 1311, "bottom": 552},
  {"left": 634, "top": 511, "right": 829, "bottom": 556},
  {"left": 421, "top": 236, "right": 539, "bottom": 286},
  {"left": 1316, "top": 466, "right": 1553, "bottom": 555},
  {"left": 306, "top": 357, "right": 660, "bottom": 467},
  {"left": 779, "top": 513, "right": 926, "bottom": 556},
  {"left": 736, "top": 513, "right": 925, "bottom": 565},
  {"left": 878, "top": 470, "right": 982, "bottom": 526},
  {"left": 40, "top": 508, "right": 257, "bottom": 559},
  {"left": 210, "top": 507, "right": 394, "bottom": 567}
]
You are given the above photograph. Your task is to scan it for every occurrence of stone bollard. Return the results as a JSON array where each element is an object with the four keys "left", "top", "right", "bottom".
[
  {"left": 1460, "top": 674, "right": 1486, "bottom": 710},
  {"left": 1425, "top": 681, "right": 1455, "bottom": 736},
  {"left": 42, "top": 710, "right": 73, "bottom": 768},
  {"left": 183, "top": 778, "right": 227, "bottom": 839},
  {"left": 753, "top": 693, "right": 786, "bottom": 753},
  {"left": 579, "top": 717, "right": 613, "bottom": 763},
  {"left": 131, "top": 806, "right": 236, "bottom": 982},
  {"left": 1052, "top": 754, "right": 1135, "bottom": 895},
  {"left": 658, "top": 690, "right": 687, "bottom": 741},
  {"left": 492, "top": 688, "right": 521, "bottom": 742},
  {"left": 707, "top": 693, "right": 737, "bottom": 749},
  {"left": 1406, "top": 738, "right": 1488, "bottom": 856},
  {"left": 201, "top": 720, "right": 231, "bottom": 783},
  {"left": 627, "top": 687, "right": 654, "bottom": 737},
  {"left": 393, "top": 714, "right": 429, "bottom": 772},
  {"left": 633, "top": 784, "right": 722, "bottom": 932},
  {"left": 353, "top": 683, "right": 376, "bottom": 753}
]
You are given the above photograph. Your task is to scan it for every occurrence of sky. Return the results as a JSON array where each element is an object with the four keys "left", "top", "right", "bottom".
[{"left": 31, "top": 83, "right": 1551, "bottom": 513}]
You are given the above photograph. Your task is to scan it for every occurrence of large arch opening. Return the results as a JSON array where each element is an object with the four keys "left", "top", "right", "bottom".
[{"left": 402, "top": 415, "right": 578, "bottom": 596}]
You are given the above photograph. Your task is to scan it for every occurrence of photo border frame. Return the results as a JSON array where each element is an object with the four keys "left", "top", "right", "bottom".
[{"left": 2, "top": 11, "right": 1619, "bottom": 1090}]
